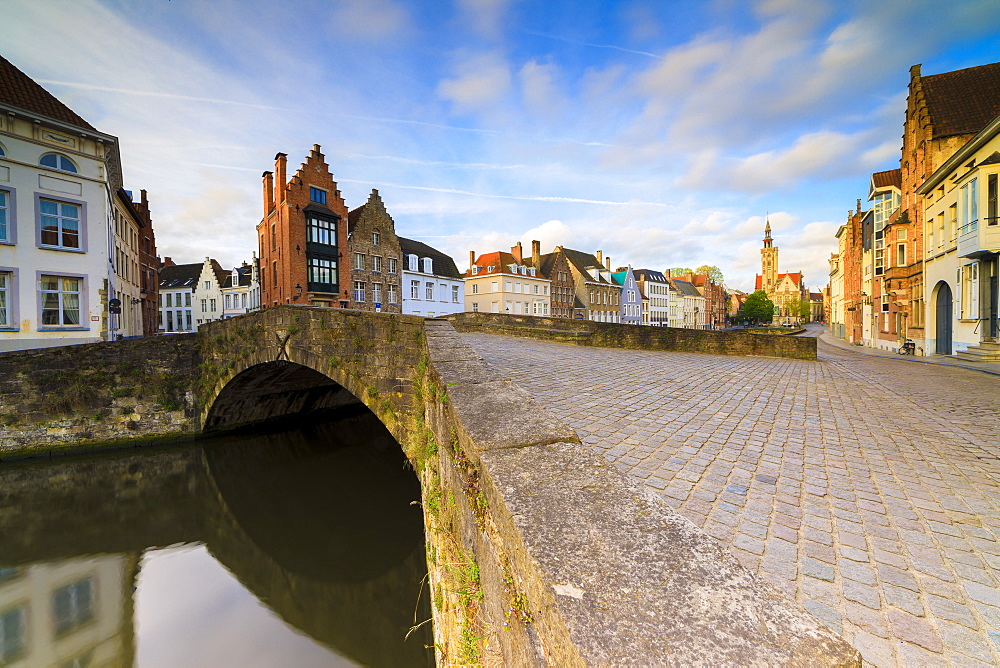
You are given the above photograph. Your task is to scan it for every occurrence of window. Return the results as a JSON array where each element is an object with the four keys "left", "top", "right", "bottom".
[
  {"left": 165, "top": 293, "right": 173, "bottom": 307},
  {"left": 0, "top": 272, "right": 10, "bottom": 327},
  {"left": 39, "top": 199, "right": 81, "bottom": 249},
  {"left": 353, "top": 253, "right": 366, "bottom": 270},
  {"left": 210, "top": 298, "right": 216, "bottom": 312},
  {"left": 40, "top": 152, "right": 77, "bottom": 173},
  {"left": 272, "top": 261, "right": 277, "bottom": 287},
  {"left": 387, "top": 283, "right": 398, "bottom": 304},
  {"left": 372, "top": 283, "right": 382, "bottom": 304},
  {"left": 426, "top": 282, "right": 434, "bottom": 300},
  {"left": 491, "top": 281, "right": 498, "bottom": 292},
  {"left": 422, "top": 257, "right": 433, "bottom": 274},
  {"left": 203, "top": 281, "right": 210, "bottom": 290},
  {"left": 0, "top": 190, "right": 9, "bottom": 243},
  {"left": 354, "top": 281, "right": 366, "bottom": 302},
  {"left": 201, "top": 299, "right": 207, "bottom": 312},
  {"left": 40, "top": 275, "right": 82, "bottom": 326},
  {"left": 53, "top": 578, "right": 94, "bottom": 635},
  {"left": 387, "top": 257, "right": 397, "bottom": 274},
  {"left": 166, "top": 310, "right": 174, "bottom": 331},
  {"left": 185, "top": 292, "right": 191, "bottom": 307},
  {"left": 186, "top": 312, "right": 192, "bottom": 330},
  {"left": 471, "top": 283, "right": 478, "bottom": 294},
  {"left": 411, "top": 280, "right": 419, "bottom": 299},
  {"left": 407, "top": 254, "right": 418, "bottom": 271},
  {"left": 307, "top": 215, "right": 337, "bottom": 245},
  {"left": 309, "top": 187, "right": 327, "bottom": 204},
  {"left": 0, "top": 606, "right": 26, "bottom": 662},
  {"left": 897, "top": 244, "right": 906, "bottom": 267},
  {"left": 225, "top": 294, "right": 231, "bottom": 310},
  {"left": 308, "top": 256, "right": 337, "bottom": 288},
  {"left": 452, "top": 285, "right": 460, "bottom": 303},
  {"left": 372, "top": 232, "right": 380, "bottom": 245},
  {"left": 371, "top": 255, "right": 382, "bottom": 273},
  {"left": 472, "top": 302, "right": 479, "bottom": 312},
  {"left": 989, "top": 174, "right": 998, "bottom": 225},
  {"left": 271, "top": 224, "right": 276, "bottom": 250}
]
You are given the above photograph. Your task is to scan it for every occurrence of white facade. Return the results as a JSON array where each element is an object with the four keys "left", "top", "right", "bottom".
[
  {"left": 402, "top": 253, "right": 464, "bottom": 318},
  {"left": 0, "top": 111, "right": 118, "bottom": 351},
  {"left": 194, "top": 257, "right": 224, "bottom": 326},
  {"left": 221, "top": 257, "right": 260, "bottom": 319}
]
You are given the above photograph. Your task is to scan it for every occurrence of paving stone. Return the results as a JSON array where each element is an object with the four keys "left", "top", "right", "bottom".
[
  {"left": 883, "top": 584, "right": 925, "bottom": 617},
  {"left": 849, "top": 629, "right": 896, "bottom": 666},
  {"left": 803, "top": 600, "right": 842, "bottom": 635},
  {"left": 802, "top": 557, "right": 835, "bottom": 582},
  {"left": 964, "top": 581, "right": 1000, "bottom": 607},
  {"left": 936, "top": 619, "right": 997, "bottom": 665},
  {"left": 842, "top": 578, "right": 881, "bottom": 610},
  {"left": 927, "top": 594, "right": 978, "bottom": 629},
  {"left": 888, "top": 609, "right": 943, "bottom": 653},
  {"left": 844, "top": 601, "right": 890, "bottom": 638}
]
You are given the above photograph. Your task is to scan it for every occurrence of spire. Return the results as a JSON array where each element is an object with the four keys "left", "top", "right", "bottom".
[{"left": 763, "top": 216, "right": 773, "bottom": 248}]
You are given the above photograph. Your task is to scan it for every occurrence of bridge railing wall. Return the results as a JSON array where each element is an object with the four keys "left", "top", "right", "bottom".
[{"left": 446, "top": 311, "right": 817, "bottom": 360}]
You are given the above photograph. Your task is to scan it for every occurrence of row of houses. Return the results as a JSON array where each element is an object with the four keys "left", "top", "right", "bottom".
[{"left": 828, "top": 60, "right": 1000, "bottom": 360}]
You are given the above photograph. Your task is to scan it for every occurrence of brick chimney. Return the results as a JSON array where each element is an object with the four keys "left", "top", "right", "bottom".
[
  {"left": 162, "top": 256, "right": 174, "bottom": 267},
  {"left": 531, "top": 240, "right": 541, "bottom": 267},
  {"left": 596, "top": 250, "right": 603, "bottom": 265},
  {"left": 469, "top": 251, "right": 476, "bottom": 270},
  {"left": 511, "top": 242, "right": 523, "bottom": 263},
  {"left": 262, "top": 171, "right": 274, "bottom": 212},
  {"left": 274, "top": 152, "right": 287, "bottom": 205},
  {"left": 605, "top": 257, "right": 611, "bottom": 271}
]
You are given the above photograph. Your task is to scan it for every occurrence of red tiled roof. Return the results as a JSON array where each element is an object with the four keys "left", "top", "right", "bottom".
[
  {"left": 0, "top": 54, "right": 96, "bottom": 130},
  {"left": 871, "top": 169, "right": 901, "bottom": 189},
  {"left": 755, "top": 272, "right": 803, "bottom": 291},
  {"left": 465, "top": 251, "right": 525, "bottom": 278},
  {"left": 922, "top": 62, "right": 1000, "bottom": 139}
]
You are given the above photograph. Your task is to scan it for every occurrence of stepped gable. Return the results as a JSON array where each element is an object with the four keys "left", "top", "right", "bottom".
[
  {"left": 398, "top": 237, "right": 461, "bottom": 278},
  {"left": 0, "top": 54, "right": 96, "bottom": 130},
  {"left": 922, "top": 61, "right": 1000, "bottom": 139}
]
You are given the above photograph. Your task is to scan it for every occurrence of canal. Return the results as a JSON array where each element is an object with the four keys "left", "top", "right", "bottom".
[{"left": 0, "top": 407, "right": 433, "bottom": 667}]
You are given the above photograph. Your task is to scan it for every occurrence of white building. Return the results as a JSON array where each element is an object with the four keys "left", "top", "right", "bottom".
[
  {"left": 0, "top": 55, "right": 129, "bottom": 351},
  {"left": 221, "top": 256, "right": 260, "bottom": 319},
  {"left": 669, "top": 278, "right": 706, "bottom": 329},
  {"left": 399, "top": 237, "right": 464, "bottom": 318},
  {"left": 157, "top": 261, "right": 198, "bottom": 333},
  {"left": 633, "top": 269, "right": 672, "bottom": 326}
]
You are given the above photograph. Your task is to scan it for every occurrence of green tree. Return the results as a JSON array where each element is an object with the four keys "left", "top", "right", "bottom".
[
  {"left": 785, "top": 299, "right": 812, "bottom": 320},
  {"left": 695, "top": 265, "right": 724, "bottom": 285},
  {"left": 667, "top": 267, "right": 693, "bottom": 277},
  {"left": 741, "top": 290, "right": 775, "bottom": 324}
]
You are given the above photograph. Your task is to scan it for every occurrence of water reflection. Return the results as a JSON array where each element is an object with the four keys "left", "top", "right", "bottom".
[{"left": 0, "top": 407, "right": 432, "bottom": 667}]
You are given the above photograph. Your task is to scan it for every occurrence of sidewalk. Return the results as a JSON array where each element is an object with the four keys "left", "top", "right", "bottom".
[{"left": 815, "top": 327, "right": 1000, "bottom": 376}]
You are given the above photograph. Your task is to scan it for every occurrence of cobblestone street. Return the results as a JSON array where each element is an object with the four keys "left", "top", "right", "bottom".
[{"left": 462, "top": 331, "right": 1000, "bottom": 666}]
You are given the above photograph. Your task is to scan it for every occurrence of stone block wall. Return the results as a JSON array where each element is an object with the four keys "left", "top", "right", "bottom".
[
  {"left": 446, "top": 311, "right": 817, "bottom": 360},
  {"left": 0, "top": 334, "right": 198, "bottom": 455}
]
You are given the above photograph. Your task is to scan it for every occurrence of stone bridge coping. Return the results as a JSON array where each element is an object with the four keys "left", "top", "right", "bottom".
[{"left": 423, "top": 319, "right": 857, "bottom": 666}]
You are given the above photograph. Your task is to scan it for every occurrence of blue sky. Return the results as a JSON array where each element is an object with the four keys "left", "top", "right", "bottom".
[{"left": 4, "top": 0, "right": 999, "bottom": 291}]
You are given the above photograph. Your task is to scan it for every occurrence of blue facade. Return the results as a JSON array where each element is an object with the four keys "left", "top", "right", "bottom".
[{"left": 612, "top": 267, "right": 642, "bottom": 325}]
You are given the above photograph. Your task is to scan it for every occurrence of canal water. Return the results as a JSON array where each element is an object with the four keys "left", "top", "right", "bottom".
[{"left": 0, "top": 407, "right": 433, "bottom": 667}]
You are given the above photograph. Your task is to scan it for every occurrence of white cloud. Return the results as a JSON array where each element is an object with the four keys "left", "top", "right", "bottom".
[
  {"left": 437, "top": 52, "right": 512, "bottom": 113},
  {"left": 328, "top": 0, "right": 411, "bottom": 41},
  {"left": 457, "top": 0, "right": 510, "bottom": 40}
]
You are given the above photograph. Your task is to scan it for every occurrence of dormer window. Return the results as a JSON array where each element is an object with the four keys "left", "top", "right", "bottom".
[
  {"left": 422, "top": 257, "right": 433, "bottom": 274},
  {"left": 528, "top": 267, "right": 536, "bottom": 276},
  {"left": 508, "top": 264, "right": 517, "bottom": 273},
  {"left": 40, "top": 153, "right": 77, "bottom": 174},
  {"left": 472, "top": 266, "right": 480, "bottom": 275},
  {"left": 407, "top": 254, "right": 418, "bottom": 271},
  {"left": 488, "top": 266, "right": 495, "bottom": 272}
]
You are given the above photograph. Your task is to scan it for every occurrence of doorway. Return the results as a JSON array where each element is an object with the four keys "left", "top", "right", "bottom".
[{"left": 935, "top": 282, "right": 953, "bottom": 354}]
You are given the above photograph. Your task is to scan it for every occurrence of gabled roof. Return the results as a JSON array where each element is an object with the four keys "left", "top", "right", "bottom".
[
  {"left": 669, "top": 279, "right": 702, "bottom": 297},
  {"left": 223, "top": 266, "right": 254, "bottom": 289},
  {"left": 871, "top": 169, "right": 901, "bottom": 190},
  {"left": 0, "top": 55, "right": 96, "bottom": 130},
  {"left": 159, "top": 263, "right": 201, "bottom": 288},
  {"left": 633, "top": 268, "right": 668, "bottom": 284},
  {"left": 560, "top": 248, "right": 615, "bottom": 284},
  {"left": 399, "top": 237, "right": 461, "bottom": 279},
  {"left": 922, "top": 61, "right": 1000, "bottom": 139},
  {"left": 755, "top": 272, "right": 803, "bottom": 291},
  {"left": 537, "top": 252, "right": 559, "bottom": 279}
]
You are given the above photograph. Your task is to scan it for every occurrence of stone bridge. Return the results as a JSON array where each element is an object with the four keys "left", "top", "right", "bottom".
[{"left": 0, "top": 306, "right": 854, "bottom": 666}]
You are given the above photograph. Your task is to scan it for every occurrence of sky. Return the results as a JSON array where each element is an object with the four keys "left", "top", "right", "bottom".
[{"left": 3, "top": 0, "right": 999, "bottom": 292}]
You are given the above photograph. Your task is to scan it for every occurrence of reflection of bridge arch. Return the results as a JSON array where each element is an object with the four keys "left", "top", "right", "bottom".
[{"left": 0, "top": 415, "right": 432, "bottom": 667}]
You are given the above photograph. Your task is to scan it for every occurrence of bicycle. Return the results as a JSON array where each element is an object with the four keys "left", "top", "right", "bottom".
[{"left": 897, "top": 339, "right": 916, "bottom": 355}]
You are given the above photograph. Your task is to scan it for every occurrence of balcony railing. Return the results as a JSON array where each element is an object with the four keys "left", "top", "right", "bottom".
[{"left": 958, "top": 218, "right": 1000, "bottom": 258}]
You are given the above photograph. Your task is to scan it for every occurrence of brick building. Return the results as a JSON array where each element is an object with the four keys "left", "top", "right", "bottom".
[
  {"left": 257, "top": 145, "right": 349, "bottom": 308},
  {"left": 132, "top": 189, "right": 159, "bottom": 337},
  {"left": 348, "top": 189, "right": 402, "bottom": 313},
  {"left": 537, "top": 246, "right": 576, "bottom": 319}
]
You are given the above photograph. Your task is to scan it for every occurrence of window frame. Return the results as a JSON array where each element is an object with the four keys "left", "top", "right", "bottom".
[
  {"left": 0, "top": 267, "right": 18, "bottom": 330},
  {"left": 0, "top": 187, "right": 16, "bottom": 245},
  {"left": 36, "top": 194, "right": 86, "bottom": 252},
  {"left": 36, "top": 271, "right": 88, "bottom": 330},
  {"left": 309, "top": 187, "right": 327, "bottom": 204},
  {"left": 353, "top": 281, "right": 366, "bottom": 302},
  {"left": 39, "top": 152, "right": 78, "bottom": 174}
]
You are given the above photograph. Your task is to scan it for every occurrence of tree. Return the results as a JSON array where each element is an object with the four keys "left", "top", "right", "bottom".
[
  {"left": 785, "top": 299, "right": 812, "bottom": 320},
  {"left": 741, "top": 290, "right": 775, "bottom": 324},
  {"left": 667, "top": 267, "right": 693, "bottom": 277},
  {"left": 695, "top": 264, "right": 724, "bottom": 285}
]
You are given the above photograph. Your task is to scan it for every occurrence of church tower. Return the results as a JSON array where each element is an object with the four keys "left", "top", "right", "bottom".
[{"left": 760, "top": 218, "right": 778, "bottom": 293}]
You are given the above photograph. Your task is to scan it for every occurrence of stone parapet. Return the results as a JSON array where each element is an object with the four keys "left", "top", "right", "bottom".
[{"left": 446, "top": 312, "right": 817, "bottom": 360}]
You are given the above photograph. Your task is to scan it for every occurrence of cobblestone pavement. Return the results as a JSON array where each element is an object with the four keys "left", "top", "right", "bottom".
[{"left": 461, "top": 332, "right": 1000, "bottom": 667}]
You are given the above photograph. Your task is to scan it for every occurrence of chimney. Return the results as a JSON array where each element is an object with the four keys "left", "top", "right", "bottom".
[
  {"left": 605, "top": 257, "right": 611, "bottom": 271},
  {"left": 511, "top": 242, "right": 523, "bottom": 263},
  {"left": 274, "top": 152, "right": 287, "bottom": 205},
  {"left": 596, "top": 250, "right": 603, "bottom": 265},
  {"left": 162, "top": 256, "right": 174, "bottom": 267},
  {"left": 262, "top": 171, "right": 274, "bottom": 212},
  {"left": 531, "top": 240, "right": 541, "bottom": 267},
  {"left": 469, "top": 251, "right": 476, "bottom": 270},
  {"left": 313, "top": 143, "right": 322, "bottom": 156}
]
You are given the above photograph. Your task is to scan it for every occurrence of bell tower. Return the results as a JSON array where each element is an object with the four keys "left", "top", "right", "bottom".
[{"left": 760, "top": 218, "right": 778, "bottom": 293}]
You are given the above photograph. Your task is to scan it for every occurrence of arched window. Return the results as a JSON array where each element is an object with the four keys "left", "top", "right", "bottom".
[
  {"left": 0, "top": 143, "right": 6, "bottom": 157},
  {"left": 40, "top": 153, "right": 77, "bottom": 174}
]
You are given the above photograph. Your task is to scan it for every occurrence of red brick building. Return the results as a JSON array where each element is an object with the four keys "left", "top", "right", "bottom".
[
  {"left": 129, "top": 189, "right": 159, "bottom": 336},
  {"left": 257, "top": 145, "right": 350, "bottom": 308}
]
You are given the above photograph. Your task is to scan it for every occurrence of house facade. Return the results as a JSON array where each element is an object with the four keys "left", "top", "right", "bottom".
[
  {"left": 669, "top": 278, "right": 706, "bottom": 329},
  {"left": 918, "top": 111, "right": 1000, "bottom": 356},
  {"left": 612, "top": 267, "right": 642, "bottom": 325},
  {"left": 557, "top": 248, "right": 620, "bottom": 322},
  {"left": 221, "top": 257, "right": 260, "bottom": 319},
  {"left": 400, "top": 237, "right": 463, "bottom": 317},
  {"left": 0, "top": 55, "right": 138, "bottom": 351},
  {"left": 464, "top": 243, "right": 550, "bottom": 316},
  {"left": 538, "top": 246, "right": 576, "bottom": 319},
  {"left": 349, "top": 189, "right": 402, "bottom": 313},
  {"left": 257, "top": 145, "right": 349, "bottom": 309},
  {"left": 755, "top": 221, "right": 808, "bottom": 323},
  {"left": 633, "top": 268, "right": 672, "bottom": 326},
  {"left": 157, "top": 260, "right": 198, "bottom": 333}
]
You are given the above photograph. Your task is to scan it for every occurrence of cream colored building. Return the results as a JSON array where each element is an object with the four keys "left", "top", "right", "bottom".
[
  {"left": 918, "top": 111, "right": 1000, "bottom": 357},
  {"left": 464, "top": 243, "right": 551, "bottom": 316}
]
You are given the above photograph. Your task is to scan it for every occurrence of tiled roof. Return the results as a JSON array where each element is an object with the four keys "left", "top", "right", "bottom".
[
  {"left": 399, "top": 237, "right": 461, "bottom": 279},
  {"left": 871, "top": 169, "right": 901, "bottom": 189},
  {"left": 669, "top": 279, "right": 702, "bottom": 297},
  {"left": 560, "top": 248, "right": 615, "bottom": 284},
  {"left": 0, "top": 55, "right": 96, "bottom": 130},
  {"left": 922, "top": 62, "right": 1000, "bottom": 139},
  {"left": 634, "top": 268, "right": 668, "bottom": 283},
  {"left": 159, "top": 263, "right": 201, "bottom": 288}
]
